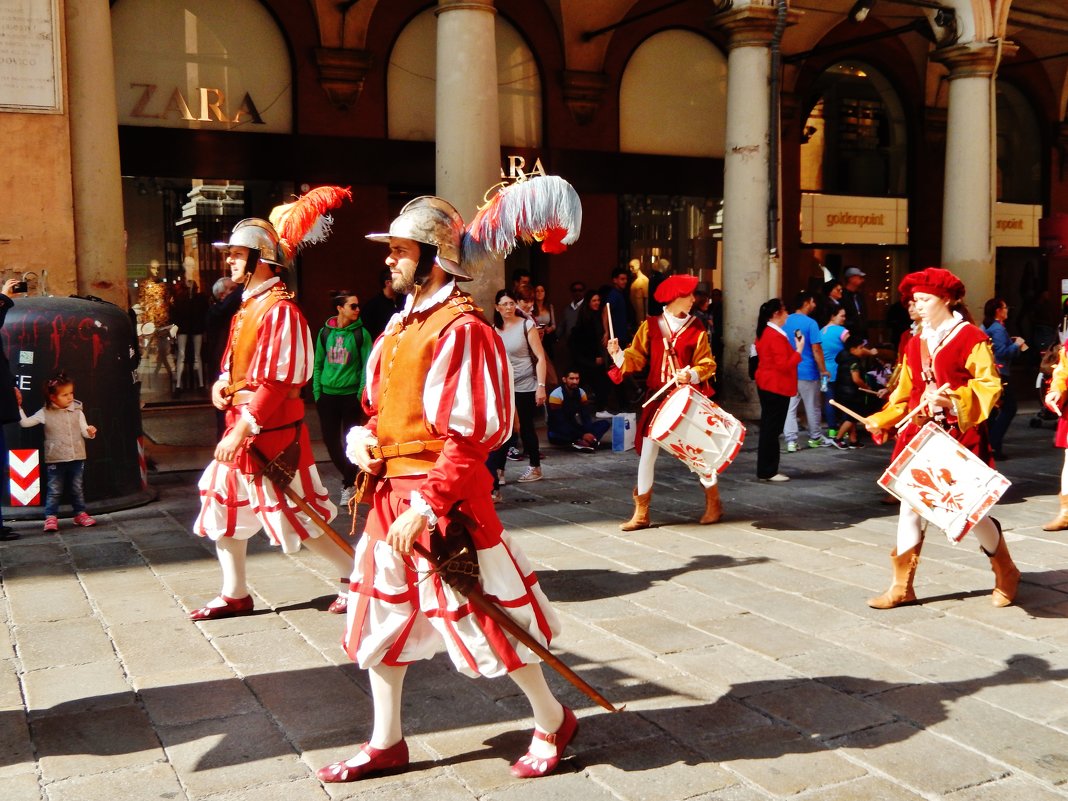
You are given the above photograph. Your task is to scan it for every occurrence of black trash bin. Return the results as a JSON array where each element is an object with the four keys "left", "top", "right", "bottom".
[{"left": 2, "top": 297, "right": 157, "bottom": 518}]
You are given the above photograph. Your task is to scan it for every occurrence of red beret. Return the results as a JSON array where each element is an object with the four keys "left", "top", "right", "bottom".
[
  {"left": 898, "top": 267, "right": 964, "bottom": 303},
  {"left": 654, "top": 274, "right": 699, "bottom": 304}
]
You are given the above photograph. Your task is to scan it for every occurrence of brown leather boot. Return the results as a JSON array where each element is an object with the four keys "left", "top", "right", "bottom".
[
  {"left": 620, "top": 489, "right": 652, "bottom": 531},
  {"left": 699, "top": 484, "right": 722, "bottom": 524},
  {"left": 1042, "top": 494, "right": 1068, "bottom": 531},
  {"left": 867, "top": 543, "right": 922, "bottom": 609},
  {"left": 983, "top": 522, "right": 1020, "bottom": 608}
]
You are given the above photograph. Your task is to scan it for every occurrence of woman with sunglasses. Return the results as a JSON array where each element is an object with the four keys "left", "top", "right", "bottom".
[{"left": 313, "top": 291, "right": 372, "bottom": 508}]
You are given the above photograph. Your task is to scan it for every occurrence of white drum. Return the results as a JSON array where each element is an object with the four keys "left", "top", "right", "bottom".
[
  {"left": 878, "top": 421, "right": 1011, "bottom": 542},
  {"left": 648, "top": 386, "right": 745, "bottom": 481}
]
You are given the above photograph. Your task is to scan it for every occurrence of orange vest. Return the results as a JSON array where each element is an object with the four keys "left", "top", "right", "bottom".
[
  {"left": 376, "top": 289, "right": 479, "bottom": 478},
  {"left": 227, "top": 284, "right": 290, "bottom": 391}
]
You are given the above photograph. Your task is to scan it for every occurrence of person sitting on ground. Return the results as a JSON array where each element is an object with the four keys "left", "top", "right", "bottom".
[
  {"left": 833, "top": 336, "right": 878, "bottom": 448},
  {"left": 546, "top": 369, "right": 611, "bottom": 451}
]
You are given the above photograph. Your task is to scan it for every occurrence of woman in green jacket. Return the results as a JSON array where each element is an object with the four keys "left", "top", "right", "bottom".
[{"left": 313, "top": 291, "right": 371, "bottom": 505}]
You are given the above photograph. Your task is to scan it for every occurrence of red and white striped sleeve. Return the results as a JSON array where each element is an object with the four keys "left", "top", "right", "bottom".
[
  {"left": 246, "top": 301, "right": 314, "bottom": 388},
  {"left": 425, "top": 318, "right": 514, "bottom": 450}
]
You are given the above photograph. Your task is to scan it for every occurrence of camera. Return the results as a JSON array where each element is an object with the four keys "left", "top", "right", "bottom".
[
  {"left": 794, "top": 329, "right": 803, "bottom": 340},
  {"left": 12, "top": 281, "right": 27, "bottom": 294}
]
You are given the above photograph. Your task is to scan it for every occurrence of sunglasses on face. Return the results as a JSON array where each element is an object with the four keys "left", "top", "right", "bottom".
[{"left": 346, "top": 303, "right": 359, "bottom": 310}]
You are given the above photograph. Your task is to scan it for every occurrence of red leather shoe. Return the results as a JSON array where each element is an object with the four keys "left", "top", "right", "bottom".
[
  {"left": 327, "top": 593, "right": 347, "bottom": 614},
  {"left": 317, "top": 740, "right": 409, "bottom": 783},
  {"left": 510, "top": 706, "right": 578, "bottom": 778},
  {"left": 188, "top": 594, "right": 254, "bottom": 621}
]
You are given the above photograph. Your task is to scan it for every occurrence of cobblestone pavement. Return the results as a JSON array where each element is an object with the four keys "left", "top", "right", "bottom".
[{"left": 5, "top": 404, "right": 1068, "bottom": 800}]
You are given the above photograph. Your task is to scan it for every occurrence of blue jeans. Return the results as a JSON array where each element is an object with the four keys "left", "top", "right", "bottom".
[{"left": 45, "top": 461, "right": 86, "bottom": 517}]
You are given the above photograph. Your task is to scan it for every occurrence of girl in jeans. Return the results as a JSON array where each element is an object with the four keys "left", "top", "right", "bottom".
[{"left": 19, "top": 372, "right": 98, "bottom": 531}]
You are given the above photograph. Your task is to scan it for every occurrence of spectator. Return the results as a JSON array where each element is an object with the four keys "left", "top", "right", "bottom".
[
  {"left": 569, "top": 289, "right": 611, "bottom": 411},
  {"left": 833, "top": 336, "right": 878, "bottom": 448},
  {"left": 558, "top": 280, "right": 585, "bottom": 343},
  {"left": 493, "top": 289, "right": 548, "bottom": 483},
  {"left": 360, "top": 267, "right": 405, "bottom": 341},
  {"left": 604, "top": 267, "right": 632, "bottom": 346},
  {"left": 981, "top": 297, "right": 1026, "bottom": 460},
  {"left": 511, "top": 267, "right": 532, "bottom": 298},
  {"left": 313, "top": 290, "right": 371, "bottom": 506},
  {"left": 841, "top": 266, "right": 867, "bottom": 336},
  {"left": 783, "top": 291, "right": 840, "bottom": 451},
  {"left": 546, "top": 369, "right": 610, "bottom": 451},
  {"left": 754, "top": 298, "right": 803, "bottom": 481},
  {"left": 816, "top": 279, "right": 843, "bottom": 327},
  {"left": 820, "top": 307, "right": 849, "bottom": 435}
]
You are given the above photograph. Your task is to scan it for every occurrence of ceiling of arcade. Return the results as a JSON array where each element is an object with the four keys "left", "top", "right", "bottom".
[{"left": 305, "top": 0, "right": 1068, "bottom": 118}]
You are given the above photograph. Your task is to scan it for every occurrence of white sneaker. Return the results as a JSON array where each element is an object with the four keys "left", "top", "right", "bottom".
[
  {"left": 786, "top": 441, "right": 798, "bottom": 453},
  {"left": 517, "top": 466, "right": 543, "bottom": 483},
  {"left": 340, "top": 486, "right": 355, "bottom": 505},
  {"left": 759, "top": 474, "right": 790, "bottom": 482}
]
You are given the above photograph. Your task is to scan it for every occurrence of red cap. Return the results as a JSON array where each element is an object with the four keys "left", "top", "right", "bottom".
[
  {"left": 898, "top": 267, "right": 964, "bottom": 303},
  {"left": 654, "top": 274, "right": 699, "bottom": 304}
]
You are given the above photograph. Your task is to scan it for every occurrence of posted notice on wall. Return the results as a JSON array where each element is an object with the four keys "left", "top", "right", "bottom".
[{"left": 0, "top": 0, "right": 62, "bottom": 113}]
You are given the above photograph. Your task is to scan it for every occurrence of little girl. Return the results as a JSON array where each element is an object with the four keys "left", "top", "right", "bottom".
[{"left": 19, "top": 372, "right": 98, "bottom": 531}]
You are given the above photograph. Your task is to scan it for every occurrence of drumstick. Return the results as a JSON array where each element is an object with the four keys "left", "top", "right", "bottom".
[
  {"left": 894, "top": 382, "right": 952, "bottom": 430},
  {"left": 642, "top": 377, "right": 678, "bottom": 408},
  {"left": 605, "top": 302, "right": 615, "bottom": 341},
  {"left": 829, "top": 399, "right": 886, "bottom": 446},
  {"left": 829, "top": 399, "right": 868, "bottom": 425}
]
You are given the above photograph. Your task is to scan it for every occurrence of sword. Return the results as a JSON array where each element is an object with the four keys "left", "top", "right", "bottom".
[{"left": 412, "top": 536, "right": 623, "bottom": 714}]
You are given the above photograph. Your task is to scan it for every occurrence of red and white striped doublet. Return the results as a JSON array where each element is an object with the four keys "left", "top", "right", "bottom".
[
  {"left": 343, "top": 283, "right": 560, "bottom": 676},
  {"left": 194, "top": 279, "right": 337, "bottom": 553}
]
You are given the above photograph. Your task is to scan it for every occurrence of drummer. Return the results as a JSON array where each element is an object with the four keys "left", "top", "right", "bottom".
[
  {"left": 606, "top": 274, "right": 718, "bottom": 530},
  {"left": 863, "top": 267, "right": 1020, "bottom": 609}
]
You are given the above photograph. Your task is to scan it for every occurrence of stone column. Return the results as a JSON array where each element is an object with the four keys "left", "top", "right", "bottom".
[
  {"left": 435, "top": 0, "right": 501, "bottom": 312},
  {"left": 65, "top": 0, "right": 127, "bottom": 306},
  {"left": 933, "top": 43, "right": 1001, "bottom": 304},
  {"left": 717, "top": 6, "right": 782, "bottom": 415}
]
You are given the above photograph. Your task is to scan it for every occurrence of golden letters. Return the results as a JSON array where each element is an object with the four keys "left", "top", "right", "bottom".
[{"left": 128, "top": 84, "right": 265, "bottom": 125}]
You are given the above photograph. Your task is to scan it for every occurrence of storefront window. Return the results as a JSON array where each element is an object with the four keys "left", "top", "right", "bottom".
[
  {"left": 801, "top": 62, "right": 907, "bottom": 196},
  {"left": 123, "top": 177, "right": 293, "bottom": 405},
  {"left": 622, "top": 195, "right": 723, "bottom": 289}
]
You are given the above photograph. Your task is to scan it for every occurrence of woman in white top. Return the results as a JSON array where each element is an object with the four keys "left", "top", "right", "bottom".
[{"left": 494, "top": 289, "right": 549, "bottom": 482}]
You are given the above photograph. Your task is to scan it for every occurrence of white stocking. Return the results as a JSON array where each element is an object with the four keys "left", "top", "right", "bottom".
[
  {"left": 303, "top": 534, "right": 355, "bottom": 592},
  {"left": 215, "top": 536, "right": 249, "bottom": 599},
  {"left": 699, "top": 473, "right": 718, "bottom": 488},
  {"left": 971, "top": 516, "right": 1001, "bottom": 554},
  {"left": 340, "top": 664, "right": 407, "bottom": 764},
  {"left": 896, "top": 503, "right": 924, "bottom": 553},
  {"left": 636, "top": 443, "right": 659, "bottom": 495},
  {"left": 509, "top": 663, "right": 564, "bottom": 759},
  {"left": 1060, "top": 451, "right": 1068, "bottom": 495}
]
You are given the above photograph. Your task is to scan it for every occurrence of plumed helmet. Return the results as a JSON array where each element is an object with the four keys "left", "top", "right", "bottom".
[
  {"left": 366, "top": 197, "right": 470, "bottom": 280},
  {"left": 214, "top": 218, "right": 284, "bottom": 267}
]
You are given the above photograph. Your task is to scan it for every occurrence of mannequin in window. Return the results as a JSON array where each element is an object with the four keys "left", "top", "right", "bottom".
[
  {"left": 629, "top": 258, "right": 648, "bottom": 326},
  {"left": 139, "top": 259, "right": 174, "bottom": 380}
]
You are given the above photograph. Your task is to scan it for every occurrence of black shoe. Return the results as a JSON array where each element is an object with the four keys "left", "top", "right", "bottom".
[{"left": 0, "top": 527, "right": 20, "bottom": 541}]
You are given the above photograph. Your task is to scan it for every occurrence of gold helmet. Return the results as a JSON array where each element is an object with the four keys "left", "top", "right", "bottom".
[
  {"left": 366, "top": 197, "right": 470, "bottom": 280},
  {"left": 213, "top": 218, "right": 284, "bottom": 267}
]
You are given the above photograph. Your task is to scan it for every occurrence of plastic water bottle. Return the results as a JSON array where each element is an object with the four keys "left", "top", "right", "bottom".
[{"left": 820, "top": 375, "right": 828, "bottom": 393}]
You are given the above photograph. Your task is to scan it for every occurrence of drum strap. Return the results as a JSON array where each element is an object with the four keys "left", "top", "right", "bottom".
[{"left": 657, "top": 315, "right": 695, "bottom": 384}]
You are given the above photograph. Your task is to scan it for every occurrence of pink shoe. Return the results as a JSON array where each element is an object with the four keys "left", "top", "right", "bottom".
[
  {"left": 43, "top": 516, "right": 58, "bottom": 532},
  {"left": 188, "top": 594, "right": 254, "bottom": 621},
  {"left": 73, "top": 512, "right": 96, "bottom": 527},
  {"left": 510, "top": 706, "right": 579, "bottom": 778},
  {"left": 327, "top": 593, "right": 347, "bottom": 614},
  {"left": 318, "top": 740, "right": 409, "bottom": 783}
]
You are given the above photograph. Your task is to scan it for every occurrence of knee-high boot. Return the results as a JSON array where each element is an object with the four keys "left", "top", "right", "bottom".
[
  {"left": 1042, "top": 494, "right": 1068, "bottom": 532},
  {"left": 983, "top": 522, "right": 1020, "bottom": 608},
  {"left": 620, "top": 489, "right": 652, "bottom": 532},
  {"left": 867, "top": 542, "right": 922, "bottom": 609},
  {"left": 699, "top": 485, "right": 722, "bottom": 525}
]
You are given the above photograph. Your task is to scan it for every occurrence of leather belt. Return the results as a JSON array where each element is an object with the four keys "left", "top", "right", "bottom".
[{"left": 371, "top": 440, "right": 445, "bottom": 459}]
